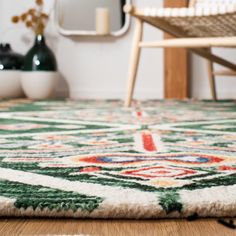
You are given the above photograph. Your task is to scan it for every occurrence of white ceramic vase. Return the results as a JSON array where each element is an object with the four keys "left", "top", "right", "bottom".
[
  {"left": 21, "top": 71, "right": 58, "bottom": 100},
  {"left": 0, "top": 71, "right": 24, "bottom": 98},
  {"left": 0, "top": 43, "right": 24, "bottom": 98}
]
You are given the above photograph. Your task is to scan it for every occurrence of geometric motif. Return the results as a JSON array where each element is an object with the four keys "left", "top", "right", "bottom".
[{"left": 0, "top": 99, "right": 235, "bottom": 218}]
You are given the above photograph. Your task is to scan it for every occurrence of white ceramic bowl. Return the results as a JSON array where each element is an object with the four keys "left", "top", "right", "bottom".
[
  {"left": 21, "top": 71, "right": 58, "bottom": 99},
  {"left": 0, "top": 71, "right": 24, "bottom": 98}
]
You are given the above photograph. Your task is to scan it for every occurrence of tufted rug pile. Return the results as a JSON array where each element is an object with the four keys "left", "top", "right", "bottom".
[{"left": 0, "top": 99, "right": 235, "bottom": 218}]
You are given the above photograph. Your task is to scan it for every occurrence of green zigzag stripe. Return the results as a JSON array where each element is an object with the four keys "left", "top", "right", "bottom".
[{"left": 0, "top": 180, "right": 103, "bottom": 213}]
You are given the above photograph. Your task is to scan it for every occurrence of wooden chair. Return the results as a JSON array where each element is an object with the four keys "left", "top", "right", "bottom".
[{"left": 124, "top": 0, "right": 236, "bottom": 107}]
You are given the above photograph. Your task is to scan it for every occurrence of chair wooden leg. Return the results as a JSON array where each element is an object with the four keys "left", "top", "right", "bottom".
[
  {"left": 124, "top": 18, "right": 143, "bottom": 107},
  {"left": 206, "top": 49, "right": 217, "bottom": 101}
]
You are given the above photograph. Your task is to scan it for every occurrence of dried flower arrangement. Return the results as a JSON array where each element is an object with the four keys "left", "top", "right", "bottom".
[{"left": 11, "top": 0, "right": 49, "bottom": 35}]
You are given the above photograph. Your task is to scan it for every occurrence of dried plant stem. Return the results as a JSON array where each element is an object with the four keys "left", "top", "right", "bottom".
[{"left": 11, "top": 0, "right": 49, "bottom": 36}]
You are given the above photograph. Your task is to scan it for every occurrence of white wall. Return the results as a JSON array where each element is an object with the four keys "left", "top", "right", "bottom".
[{"left": 0, "top": 0, "right": 235, "bottom": 100}]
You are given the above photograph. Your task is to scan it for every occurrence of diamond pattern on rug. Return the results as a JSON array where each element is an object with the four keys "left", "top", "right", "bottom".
[{"left": 0, "top": 99, "right": 235, "bottom": 218}]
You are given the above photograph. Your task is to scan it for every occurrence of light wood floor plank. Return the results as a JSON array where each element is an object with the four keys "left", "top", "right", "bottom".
[{"left": 0, "top": 219, "right": 235, "bottom": 236}]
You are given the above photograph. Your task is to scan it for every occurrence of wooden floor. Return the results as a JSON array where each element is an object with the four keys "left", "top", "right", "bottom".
[{"left": 0, "top": 219, "right": 235, "bottom": 236}]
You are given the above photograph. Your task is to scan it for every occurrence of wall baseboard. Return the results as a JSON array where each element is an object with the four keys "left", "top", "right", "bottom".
[
  {"left": 55, "top": 89, "right": 164, "bottom": 100},
  {"left": 192, "top": 89, "right": 236, "bottom": 99},
  {"left": 55, "top": 88, "right": 235, "bottom": 100}
]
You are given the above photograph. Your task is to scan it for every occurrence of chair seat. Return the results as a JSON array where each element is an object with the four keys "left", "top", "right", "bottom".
[{"left": 126, "top": 5, "right": 236, "bottom": 37}]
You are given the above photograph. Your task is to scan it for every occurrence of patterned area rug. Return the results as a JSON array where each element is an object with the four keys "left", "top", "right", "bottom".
[{"left": 0, "top": 99, "right": 235, "bottom": 219}]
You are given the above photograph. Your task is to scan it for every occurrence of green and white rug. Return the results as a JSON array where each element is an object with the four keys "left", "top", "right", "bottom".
[{"left": 0, "top": 99, "right": 235, "bottom": 218}]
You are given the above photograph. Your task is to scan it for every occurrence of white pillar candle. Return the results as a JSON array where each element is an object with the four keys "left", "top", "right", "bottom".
[{"left": 96, "top": 8, "right": 110, "bottom": 35}]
